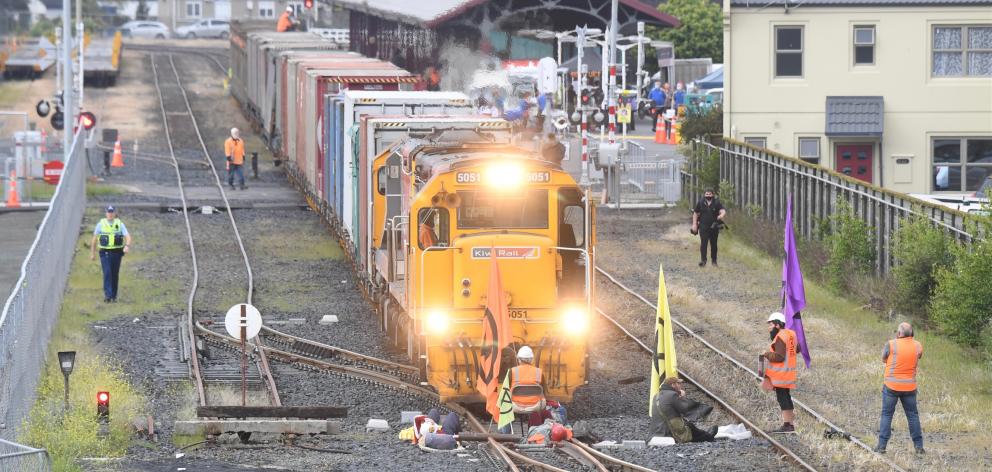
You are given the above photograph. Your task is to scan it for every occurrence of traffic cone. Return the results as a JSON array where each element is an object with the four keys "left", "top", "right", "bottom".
[
  {"left": 111, "top": 139, "right": 124, "bottom": 167},
  {"left": 672, "top": 121, "right": 681, "bottom": 145},
  {"left": 6, "top": 171, "right": 20, "bottom": 208},
  {"left": 654, "top": 115, "right": 666, "bottom": 144}
]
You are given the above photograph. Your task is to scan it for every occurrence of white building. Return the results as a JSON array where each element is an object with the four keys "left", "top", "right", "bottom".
[{"left": 722, "top": 0, "right": 992, "bottom": 194}]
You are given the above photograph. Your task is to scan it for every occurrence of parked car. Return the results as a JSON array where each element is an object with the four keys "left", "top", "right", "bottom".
[
  {"left": 176, "top": 20, "right": 230, "bottom": 39},
  {"left": 120, "top": 21, "right": 171, "bottom": 39}
]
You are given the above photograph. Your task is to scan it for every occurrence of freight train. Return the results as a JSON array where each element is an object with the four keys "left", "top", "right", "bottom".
[{"left": 230, "top": 24, "right": 595, "bottom": 403}]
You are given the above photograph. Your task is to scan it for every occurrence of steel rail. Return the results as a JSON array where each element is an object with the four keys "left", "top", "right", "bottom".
[
  {"left": 150, "top": 53, "right": 206, "bottom": 406},
  {"left": 257, "top": 325, "right": 420, "bottom": 380},
  {"left": 595, "top": 307, "right": 817, "bottom": 472},
  {"left": 595, "top": 265, "right": 908, "bottom": 472},
  {"left": 127, "top": 44, "right": 228, "bottom": 74}
]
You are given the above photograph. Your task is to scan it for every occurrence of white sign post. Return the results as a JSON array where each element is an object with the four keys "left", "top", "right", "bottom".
[{"left": 225, "top": 303, "right": 262, "bottom": 406}]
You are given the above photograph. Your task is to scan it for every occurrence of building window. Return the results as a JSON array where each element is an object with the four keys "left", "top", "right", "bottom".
[
  {"left": 933, "top": 26, "right": 992, "bottom": 77},
  {"left": 185, "top": 0, "right": 201, "bottom": 17},
  {"left": 258, "top": 1, "right": 274, "bottom": 17},
  {"left": 798, "top": 137, "right": 820, "bottom": 163},
  {"left": 932, "top": 137, "right": 992, "bottom": 191},
  {"left": 775, "top": 26, "right": 803, "bottom": 77},
  {"left": 854, "top": 26, "right": 875, "bottom": 65},
  {"left": 744, "top": 137, "right": 767, "bottom": 149}
]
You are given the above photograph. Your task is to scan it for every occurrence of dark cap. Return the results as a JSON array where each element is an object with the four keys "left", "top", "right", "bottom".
[{"left": 106, "top": 206, "right": 116, "bottom": 213}]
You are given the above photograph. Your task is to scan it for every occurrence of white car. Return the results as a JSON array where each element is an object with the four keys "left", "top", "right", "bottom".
[
  {"left": 120, "top": 21, "right": 171, "bottom": 39},
  {"left": 176, "top": 19, "right": 230, "bottom": 39}
]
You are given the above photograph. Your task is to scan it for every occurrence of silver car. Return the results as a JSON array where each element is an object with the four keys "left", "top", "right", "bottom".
[
  {"left": 120, "top": 21, "right": 171, "bottom": 39},
  {"left": 176, "top": 20, "right": 230, "bottom": 39}
]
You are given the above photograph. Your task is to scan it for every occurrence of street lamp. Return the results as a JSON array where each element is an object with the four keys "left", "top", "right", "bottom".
[{"left": 57, "top": 351, "right": 76, "bottom": 414}]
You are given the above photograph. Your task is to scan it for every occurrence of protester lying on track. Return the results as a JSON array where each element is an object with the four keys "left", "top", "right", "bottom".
[
  {"left": 398, "top": 408, "right": 463, "bottom": 450},
  {"left": 649, "top": 377, "right": 718, "bottom": 443}
]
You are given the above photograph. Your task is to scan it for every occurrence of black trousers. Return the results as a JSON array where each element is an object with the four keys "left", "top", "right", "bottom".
[
  {"left": 775, "top": 387, "right": 794, "bottom": 411},
  {"left": 699, "top": 228, "right": 719, "bottom": 263}
]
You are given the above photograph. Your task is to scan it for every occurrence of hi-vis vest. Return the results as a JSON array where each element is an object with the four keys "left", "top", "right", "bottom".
[
  {"left": 510, "top": 364, "right": 543, "bottom": 407},
  {"left": 884, "top": 337, "right": 922, "bottom": 392},
  {"left": 766, "top": 329, "right": 797, "bottom": 389},
  {"left": 97, "top": 218, "right": 125, "bottom": 250}
]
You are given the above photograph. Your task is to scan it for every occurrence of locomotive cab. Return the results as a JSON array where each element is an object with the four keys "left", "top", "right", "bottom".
[{"left": 373, "top": 142, "right": 594, "bottom": 403}]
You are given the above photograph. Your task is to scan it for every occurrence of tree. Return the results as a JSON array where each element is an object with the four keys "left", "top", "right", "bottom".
[{"left": 653, "top": 0, "right": 723, "bottom": 61}]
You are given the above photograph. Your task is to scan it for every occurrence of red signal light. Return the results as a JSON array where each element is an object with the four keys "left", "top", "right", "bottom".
[
  {"left": 97, "top": 392, "right": 109, "bottom": 403},
  {"left": 79, "top": 111, "right": 97, "bottom": 131},
  {"left": 97, "top": 391, "right": 110, "bottom": 421},
  {"left": 304, "top": 0, "right": 313, "bottom": 8}
]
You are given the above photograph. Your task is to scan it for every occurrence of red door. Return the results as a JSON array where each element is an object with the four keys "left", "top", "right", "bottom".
[{"left": 835, "top": 144, "right": 874, "bottom": 183}]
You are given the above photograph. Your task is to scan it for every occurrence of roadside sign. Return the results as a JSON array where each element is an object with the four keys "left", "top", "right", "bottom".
[
  {"left": 224, "top": 303, "right": 262, "bottom": 340},
  {"left": 43, "top": 161, "right": 64, "bottom": 184}
]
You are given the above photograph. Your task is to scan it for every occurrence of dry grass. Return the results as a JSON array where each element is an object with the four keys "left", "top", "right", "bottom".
[{"left": 598, "top": 216, "right": 992, "bottom": 471}]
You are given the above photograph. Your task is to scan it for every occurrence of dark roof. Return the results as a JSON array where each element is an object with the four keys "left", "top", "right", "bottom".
[
  {"left": 331, "top": 0, "right": 679, "bottom": 28},
  {"left": 731, "top": 0, "right": 992, "bottom": 6},
  {"left": 825, "top": 96, "right": 883, "bottom": 136}
]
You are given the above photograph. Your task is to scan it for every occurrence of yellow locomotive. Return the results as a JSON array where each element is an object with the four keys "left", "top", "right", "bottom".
[{"left": 370, "top": 138, "right": 594, "bottom": 403}]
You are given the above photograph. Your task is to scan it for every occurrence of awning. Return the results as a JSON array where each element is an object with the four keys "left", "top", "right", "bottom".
[
  {"left": 825, "top": 96, "right": 883, "bottom": 136},
  {"left": 695, "top": 68, "right": 723, "bottom": 90}
]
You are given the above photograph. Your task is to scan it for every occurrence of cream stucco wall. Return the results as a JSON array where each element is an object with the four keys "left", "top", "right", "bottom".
[{"left": 722, "top": 3, "right": 992, "bottom": 194}]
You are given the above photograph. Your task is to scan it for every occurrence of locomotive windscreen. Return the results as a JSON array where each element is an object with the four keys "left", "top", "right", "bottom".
[{"left": 457, "top": 190, "right": 549, "bottom": 229}]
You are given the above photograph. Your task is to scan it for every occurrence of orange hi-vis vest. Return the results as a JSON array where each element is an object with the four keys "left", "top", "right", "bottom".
[
  {"left": 225, "top": 137, "right": 245, "bottom": 165},
  {"left": 766, "top": 328, "right": 797, "bottom": 389},
  {"left": 276, "top": 12, "right": 293, "bottom": 32},
  {"left": 884, "top": 337, "right": 922, "bottom": 392},
  {"left": 510, "top": 364, "right": 543, "bottom": 407}
]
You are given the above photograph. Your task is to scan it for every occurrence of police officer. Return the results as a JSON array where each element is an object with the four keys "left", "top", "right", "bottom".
[
  {"left": 90, "top": 206, "right": 131, "bottom": 303},
  {"left": 691, "top": 188, "right": 726, "bottom": 267}
]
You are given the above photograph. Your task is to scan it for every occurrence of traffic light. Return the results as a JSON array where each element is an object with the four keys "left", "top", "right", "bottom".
[
  {"left": 580, "top": 88, "right": 592, "bottom": 107},
  {"left": 79, "top": 111, "right": 97, "bottom": 131},
  {"left": 97, "top": 391, "right": 110, "bottom": 421},
  {"left": 304, "top": 0, "right": 312, "bottom": 8}
]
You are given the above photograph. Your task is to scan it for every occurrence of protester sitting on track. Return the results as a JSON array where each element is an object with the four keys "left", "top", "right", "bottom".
[
  {"left": 525, "top": 419, "right": 573, "bottom": 445},
  {"left": 397, "top": 408, "right": 462, "bottom": 450},
  {"left": 650, "top": 377, "right": 717, "bottom": 443},
  {"left": 875, "top": 322, "right": 925, "bottom": 455},
  {"left": 761, "top": 312, "right": 799, "bottom": 434}
]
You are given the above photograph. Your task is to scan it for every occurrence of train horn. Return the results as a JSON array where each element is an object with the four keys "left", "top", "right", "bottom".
[
  {"left": 431, "top": 190, "right": 446, "bottom": 206},
  {"left": 445, "top": 191, "right": 461, "bottom": 207}
]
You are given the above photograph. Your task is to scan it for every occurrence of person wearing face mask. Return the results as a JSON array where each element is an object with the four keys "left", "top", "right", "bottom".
[
  {"left": 691, "top": 189, "right": 726, "bottom": 267},
  {"left": 761, "top": 312, "right": 798, "bottom": 434}
]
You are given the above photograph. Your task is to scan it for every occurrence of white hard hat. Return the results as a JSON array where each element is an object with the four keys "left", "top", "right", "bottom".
[
  {"left": 231, "top": 127, "right": 240, "bottom": 136},
  {"left": 517, "top": 346, "right": 534, "bottom": 361},
  {"left": 286, "top": 6, "right": 294, "bottom": 12},
  {"left": 767, "top": 312, "right": 786, "bottom": 324}
]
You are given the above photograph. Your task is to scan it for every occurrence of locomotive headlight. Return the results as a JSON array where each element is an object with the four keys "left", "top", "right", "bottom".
[
  {"left": 485, "top": 162, "right": 524, "bottom": 190},
  {"left": 425, "top": 309, "right": 450, "bottom": 334},
  {"left": 561, "top": 306, "right": 589, "bottom": 335}
]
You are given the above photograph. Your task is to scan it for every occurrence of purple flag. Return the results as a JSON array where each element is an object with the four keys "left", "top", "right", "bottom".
[{"left": 782, "top": 195, "right": 811, "bottom": 368}]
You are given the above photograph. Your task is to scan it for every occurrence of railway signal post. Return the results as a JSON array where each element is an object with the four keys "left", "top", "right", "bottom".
[{"left": 225, "top": 303, "right": 263, "bottom": 406}]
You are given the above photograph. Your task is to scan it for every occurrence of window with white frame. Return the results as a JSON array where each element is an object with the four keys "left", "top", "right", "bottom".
[
  {"left": 289, "top": 2, "right": 304, "bottom": 15},
  {"left": 854, "top": 26, "right": 875, "bottom": 65},
  {"left": 932, "top": 137, "right": 992, "bottom": 191},
  {"left": 933, "top": 25, "right": 992, "bottom": 77},
  {"left": 185, "top": 0, "right": 201, "bottom": 17},
  {"left": 258, "top": 0, "right": 274, "bottom": 17},
  {"left": 798, "top": 137, "right": 820, "bottom": 163},
  {"left": 775, "top": 26, "right": 803, "bottom": 77},
  {"left": 744, "top": 137, "right": 768, "bottom": 149}
]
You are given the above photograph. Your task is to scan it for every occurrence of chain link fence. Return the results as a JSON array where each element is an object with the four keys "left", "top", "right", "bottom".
[
  {"left": 0, "top": 438, "right": 50, "bottom": 470},
  {"left": 0, "top": 129, "right": 85, "bottom": 449}
]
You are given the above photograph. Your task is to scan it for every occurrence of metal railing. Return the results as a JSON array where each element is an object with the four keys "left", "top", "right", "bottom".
[
  {"left": 613, "top": 141, "right": 682, "bottom": 208},
  {"left": 681, "top": 139, "right": 975, "bottom": 274},
  {"left": 0, "top": 129, "right": 86, "bottom": 441},
  {"left": 0, "top": 438, "right": 50, "bottom": 471}
]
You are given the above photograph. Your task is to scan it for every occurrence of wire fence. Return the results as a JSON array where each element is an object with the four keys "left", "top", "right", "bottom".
[
  {"left": 0, "top": 438, "right": 50, "bottom": 471},
  {"left": 0, "top": 129, "right": 85, "bottom": 445}
]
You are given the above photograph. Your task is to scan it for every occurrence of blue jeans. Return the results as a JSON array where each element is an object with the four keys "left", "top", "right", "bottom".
[
  {"left": 228, "top": 163, "right": 245, "bottom": 187},
  {"left": 878, "top": 386, "right": 923, "bottom": 449},
  {"left": 99, "top": 250, "right": 124, "bottom": 300}
]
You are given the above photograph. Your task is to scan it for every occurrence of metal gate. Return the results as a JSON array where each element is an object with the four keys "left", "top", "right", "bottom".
[{"left": 611, "top": 142, "right": 682, "bottom": 208}]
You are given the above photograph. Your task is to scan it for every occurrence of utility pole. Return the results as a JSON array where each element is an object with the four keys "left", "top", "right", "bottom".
[
  {"left": 62, "top": 0, "right": 73, "bottom": 153},
  {"left": 76, "top": 0, "right": 84, "bottom": 108}
]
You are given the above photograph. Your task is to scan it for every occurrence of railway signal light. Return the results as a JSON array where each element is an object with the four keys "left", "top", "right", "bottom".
[
  {"left": 580, "top": 89, "right": 592, "bottom": 106},
  {"left": 79, "top": 111, "right": 97, "bottom": 131},
  {"left": 36, "top": 100, "right": 51, "bottom": 118},
  {"left": 96, "top": 391, "right": 110, "bottom": 421}
]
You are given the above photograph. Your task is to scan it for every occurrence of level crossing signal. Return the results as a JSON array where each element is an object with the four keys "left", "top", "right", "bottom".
[
  {"left": 96, "top": 391, "right": 110, "bottom": 422},
  {"left": 79, "top": 111, "right": 97, "bottom": 131}
]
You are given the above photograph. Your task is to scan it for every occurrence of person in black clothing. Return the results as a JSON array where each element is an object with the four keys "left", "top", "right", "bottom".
[
  {"left": 542, "top": 133, "right": 566, "bottom": 165},
  {"left": 692, "top": 189, "right": 726, "bottom": 267},
  {"left": 650, "top": 377, "right": 717, "bottom": 443}
]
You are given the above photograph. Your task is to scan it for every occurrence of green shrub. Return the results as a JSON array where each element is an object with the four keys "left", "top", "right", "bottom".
[
  {"left": 930, "top": 239, "right": 992, "bottom": 347},
  {"left": 891, "top": 215, "right": 955, "bottom": 316},
  {"left": 679, "top": 104, "right": 722, "bottom": 144},
  {"left": 823, "top": 200, "right": 876, "bottom": 291},
  {"left": 687, "top": 147, "right": 720, "bottom": 193},
  {"left": 717, "top": 180, "right": 736, "bottom": 208}
]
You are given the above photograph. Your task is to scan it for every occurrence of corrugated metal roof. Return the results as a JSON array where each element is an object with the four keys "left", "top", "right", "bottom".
[
  {"left": 731, "top": 0, "right": 992, "bottom": 6},
  {"left": 825, "top": 96, "right": 884, "bottom": 136}
]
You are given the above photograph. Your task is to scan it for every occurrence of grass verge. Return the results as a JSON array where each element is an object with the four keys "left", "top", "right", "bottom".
[{"left": 20, "top": 209, "right": 185, "bottom": 472}]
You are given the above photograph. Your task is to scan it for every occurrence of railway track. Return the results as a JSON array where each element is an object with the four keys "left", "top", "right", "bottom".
[
  {"left": 594, "top": 265, "right": 908, "bottom": 472},
  {"left": 150, "top": 52, "right": 280, "bottom": 408}
]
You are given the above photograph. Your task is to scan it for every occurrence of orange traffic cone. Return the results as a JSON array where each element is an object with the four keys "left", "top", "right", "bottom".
[
  {"left": 654, "top": 115, "right": 666, "bottom": 144},
  {"left": 6, "top": 171, "right": 20, "bottom": 208},
  {"left": 111, "top": 139, "right": 124, "bottom": 167},
  {"left": 672, "top": 121, "right": 681, "bottom": 145}
]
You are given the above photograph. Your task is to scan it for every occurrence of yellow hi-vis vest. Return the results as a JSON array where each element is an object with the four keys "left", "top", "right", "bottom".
[{"left": 97, "top": 218, "right": 125, "bottom": 249}]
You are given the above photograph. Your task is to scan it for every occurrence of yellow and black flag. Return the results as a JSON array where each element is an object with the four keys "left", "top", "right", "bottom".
[
  {"left": 497, "top": 371, "right": 515, "bottom": 430},
  {"left": 649, "top": 262, "right": 678, "bottom": 416}
]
